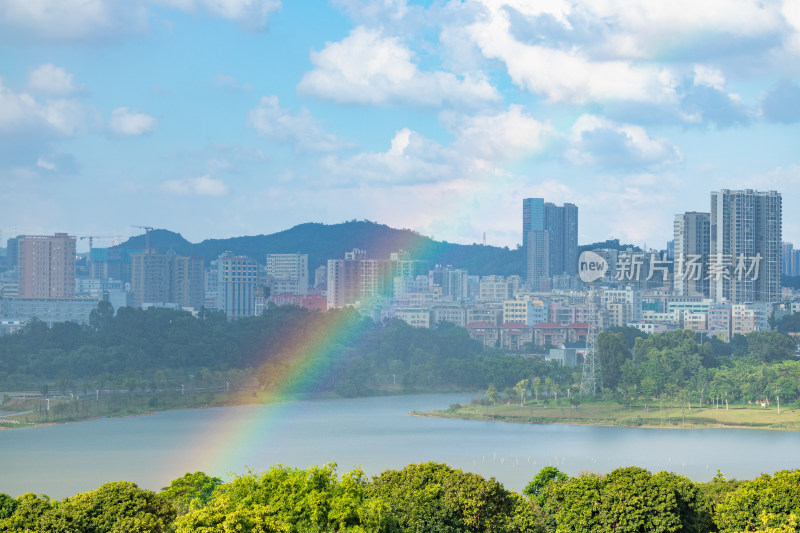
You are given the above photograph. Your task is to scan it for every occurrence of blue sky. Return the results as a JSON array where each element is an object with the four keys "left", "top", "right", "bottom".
[{"left": 1, "top": 0, "right": 799, "bottom": 253}]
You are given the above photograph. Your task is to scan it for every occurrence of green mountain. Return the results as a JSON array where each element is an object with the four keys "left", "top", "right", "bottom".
[{"left": 115, "top": 221, "right": 524, "bottom": 277}]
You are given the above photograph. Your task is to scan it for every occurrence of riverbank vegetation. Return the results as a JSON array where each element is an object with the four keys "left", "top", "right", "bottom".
[
  {"left": 1, "top": 304, "right": 799, "bottom": 428},
  {"left": 0, "top": 304, "right": 570, "bottom": 426},
  {"left": 426, "top": 398, "right": 800, "bottom": 430},
  {"left": 1, "top": 462, "right": 798, "bottom": 532},
  {"left": 429, "top": 326, "right": 800, "bottom": 429}
]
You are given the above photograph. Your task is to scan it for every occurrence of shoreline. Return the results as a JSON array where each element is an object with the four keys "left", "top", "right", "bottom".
[
  {"left": 420, "top": 403, "right": 800, "bottom": 432},
  {"left": 0, "top": 389, "right": 476, "bottom": 430}
]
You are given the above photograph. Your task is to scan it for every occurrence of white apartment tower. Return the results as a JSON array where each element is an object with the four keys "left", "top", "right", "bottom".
[
  {"left": 710, "top": 189, "right": 781, "bottom": 304},
  {"left": 217, "top": 252, "right": 258, "bottom": 319},
  {"left": 266, "top": 253, "right": 308, "bottom": 295}
]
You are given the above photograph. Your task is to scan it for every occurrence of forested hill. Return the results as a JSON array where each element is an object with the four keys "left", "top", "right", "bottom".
[{"left": 115, "top": 221, "right": 524, "bottom": 276}]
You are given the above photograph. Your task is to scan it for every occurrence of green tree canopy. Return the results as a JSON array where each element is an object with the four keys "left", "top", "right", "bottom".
[
  {"left": 714, "top": 469, "right": 800, "bottom": 533},
  {"left": 175, "top": 464, "right": 394, "bottom": 533},
  {"left": 160, "top": 471, "right": 223, "bottom": 516},
  {"left": 367, "top": 462, "right": 539, "bottom": 533}
]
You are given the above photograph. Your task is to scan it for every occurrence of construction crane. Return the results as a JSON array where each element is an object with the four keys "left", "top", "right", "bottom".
[
  {"left": 78, "top": 235, "right": 118, "bottom": 252},
  {"left": 131, "top": 225, "right": 154, "bottom": 250}
]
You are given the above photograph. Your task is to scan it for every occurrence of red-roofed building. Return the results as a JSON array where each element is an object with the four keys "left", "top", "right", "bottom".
[
  {"left": 532, "top": 321, "right": 589, "bottom": 347},
  {"left": 464, "top": 321, "right": 499, "bottom": 348},
  {"left": 498, "top": 322, "right": 534, "bottom": 351}
]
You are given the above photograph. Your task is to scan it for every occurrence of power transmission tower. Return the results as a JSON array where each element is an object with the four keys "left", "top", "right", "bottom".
[{"left": 580, "top": 283, "right": 603, "bottom": 396}]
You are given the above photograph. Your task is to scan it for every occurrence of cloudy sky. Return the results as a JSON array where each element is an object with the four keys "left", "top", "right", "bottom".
[{"left": 1, "top": 0, "right": 799, "bottom": 252}]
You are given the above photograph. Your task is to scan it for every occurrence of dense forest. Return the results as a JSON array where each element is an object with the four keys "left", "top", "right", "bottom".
[
  {"left": 1, "top": 462, "right": 798, "bottom": 532},
  {"left": 0, "top": 303, "right": 572, "bottom": 399},
  {"left": 596, "top": 324, "right": 800, "bottom": 408},
  {"left": 2, "top": 303, "right": 800, "bottom": 411}
]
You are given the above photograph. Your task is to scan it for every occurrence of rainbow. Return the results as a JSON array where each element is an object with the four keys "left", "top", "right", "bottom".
[{"left": 177, "top": 239, "right": 448, "bottom": 476}]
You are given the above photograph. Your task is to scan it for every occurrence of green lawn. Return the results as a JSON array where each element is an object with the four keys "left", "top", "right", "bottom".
[{"left": 425, "top": 400, "right": 800, "bottom": 430}]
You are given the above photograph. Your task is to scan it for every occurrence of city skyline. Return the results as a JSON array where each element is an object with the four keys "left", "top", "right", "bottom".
[{"left": 1, "top": 1, "right": 799, "bottom": 250}]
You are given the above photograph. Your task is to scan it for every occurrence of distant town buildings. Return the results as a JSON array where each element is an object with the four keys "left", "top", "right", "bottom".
[{"left": 0, "top": 185, "right": 794, "bottom": 349}]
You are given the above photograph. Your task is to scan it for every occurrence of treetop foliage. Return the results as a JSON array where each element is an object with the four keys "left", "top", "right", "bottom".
[
  {"left": 0, "top": 304, "right": 573, "bottom": 399},
  {"left": 2, "top": 464, "right": 797, "bottom": 533}
]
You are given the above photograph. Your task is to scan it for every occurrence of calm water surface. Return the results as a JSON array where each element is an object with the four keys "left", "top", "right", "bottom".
[{"left": 1, "top": 393, "right": 799, "bottom": 498}]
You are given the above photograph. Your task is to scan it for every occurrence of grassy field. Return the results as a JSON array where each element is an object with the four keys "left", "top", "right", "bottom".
[{"left": 424, "top": 400, "right": 800, "bottom": 431}]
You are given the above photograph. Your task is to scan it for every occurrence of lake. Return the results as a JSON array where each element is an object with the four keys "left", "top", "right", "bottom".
[{"left": 1, "top": 393, "right": 799, "bottom": 498}]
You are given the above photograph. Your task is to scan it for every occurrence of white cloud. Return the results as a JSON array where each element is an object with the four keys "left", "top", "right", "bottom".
[
  {"left": 0, "top": 77, "right": 89, "bottom": 137},
  {"left": 298, "top": 26, "right": 500, "bottom": 107},
  {"left": 445, "top": 105, "right": 558, "bottom": 161},
  {"left": 160, "top": 175, "right": 230, "bottom": 195},
  {"left": 212, "top": 74, "right": 253, "bottom": 92},
  {"left": 589, "top": 0, "right": 787, "bottom": 58},
  {"left": 36, "top": 156, "right": 56, "bottom": 171},
  {"left": 0, "top": 0, "right": 148, "bottom": 43},
  {"left": 465, "top": 3, "right": 677, "bottom": 105},
  {"left": 320, "top": 128, "right": 459, "bottom": 185},
  {"left": 783, "top": 0, "right": 800, "bottom": 54},
  {"left": 28, "top": 64, "right": 83, "bottom": 96},
  {"left": 692, "top": 65, "right": 726, "bottom": 90},
  {"left": 0, "top": 0, "right": 280, "bottom": 43},
  {"left": 247, "top": 95, "right": 351, "bottom": 152},
  {"left": 317, "top": 106, "right": 558, "bottom": 187},
  {"left": 155, "top": 0, "right": 281, "bottom": 31},
  {"left": 566, "top": 114, "right": 682, "bottom": 168},
  {"left": 108, "top": 107, "right": 158, "bottom": 137}
]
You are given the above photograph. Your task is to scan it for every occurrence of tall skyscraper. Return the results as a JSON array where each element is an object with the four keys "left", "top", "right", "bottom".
[
  {"left": 673, "top": 211, "right": 710, "bottom": 297},
  {"left": 523, "top": 198, "right": 547, "bottom": 284},
  {"left": 547, "top": 202, "right": 579, "bottom": 277},
  {"left": 216, "top": 252, "right": 258, "bottom": 319},
  {"left": 710, "top": 189, "right": 781, "bottom": 304},
  {"left": 522, "top": 198, "right": 578, "bottom": 285},
  {"left": 17, "top": 233, "right": 76, "bottom": 298}
]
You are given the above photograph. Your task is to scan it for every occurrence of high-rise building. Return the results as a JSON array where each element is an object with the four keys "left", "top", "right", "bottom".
[
  {"left": 6, "top": 237, "right": 18, "bottom": 269},
  {"left": 327, "top": 249, "right": 391, "bottom": 309},
  {"left": 710, "top": 189, "right": 781, "bottom": 304},
  {"left": 327, "top": 256, "right": 361, "bottom": 309},
  {"left": 89, "top": 247, "right": 135, "bottom": 283},
  {"left": 17, "top": 233, "right": 76, "bottom": 298},
  {"left": 783, "top": 242, "right": 800, "bottom": 277},
  {"left": 204, "top": 261, "right": 219, "bottom": 310},
  {"left": 442, "top": 268, "right": 469, "bottom": 302},
  {"left": 171, "top": 255, "right": 205, "bottom": 309},
  {"left": 217, "top": 252, "right": 258, "bottom": 319},
  {"left": 131, "top": 251, "right": 204, "bottom": 309},
  {"left": 266, "top": 253, "right": 309, "bottom": 295},
  {"left": 522, "top": 198, "right": 578, "bottom": 285},
  {"left": 673, "top": 211, "right": 710, "bottom": 297},
  {"left": 130, "top": 250, "right": 171, "bottom": 307},
  {"left": 544, "top": 202, "right": 579, "bottom": 277}
]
